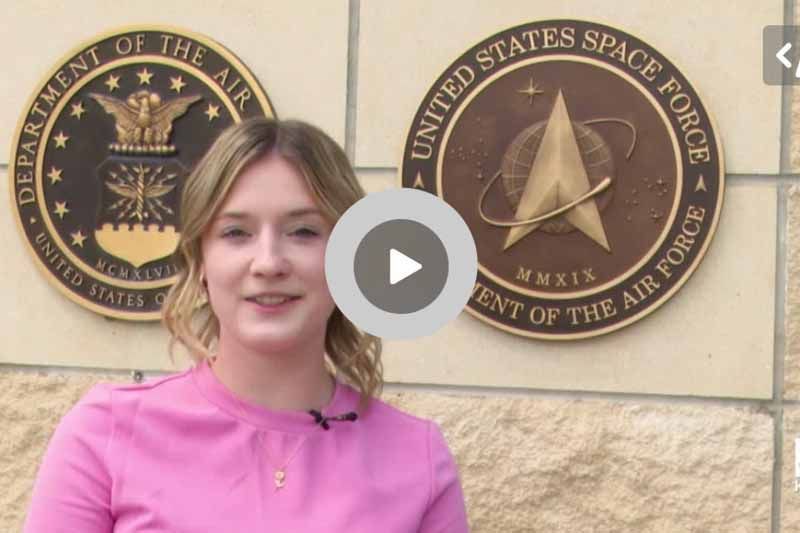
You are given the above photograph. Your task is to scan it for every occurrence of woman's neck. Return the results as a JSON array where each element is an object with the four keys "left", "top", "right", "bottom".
[{"left": 208, "top": 338, "right": 335, "bottom": 412}]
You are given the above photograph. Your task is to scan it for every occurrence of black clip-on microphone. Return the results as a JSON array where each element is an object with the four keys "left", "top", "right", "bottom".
[{"left": 308, "top": 409, "right": 358, "bottom": 430}]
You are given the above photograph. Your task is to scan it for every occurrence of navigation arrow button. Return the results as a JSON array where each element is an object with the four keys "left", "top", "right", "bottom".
[{"left": 390, "top": 249, "right": 422, "bottom": 285}]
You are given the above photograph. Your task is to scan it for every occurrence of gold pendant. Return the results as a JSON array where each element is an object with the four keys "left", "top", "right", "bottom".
[{"left": 274, "top": 470, "right": 286, "bottom": 489}]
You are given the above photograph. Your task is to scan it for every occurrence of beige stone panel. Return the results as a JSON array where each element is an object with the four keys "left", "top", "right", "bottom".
[
  {"left": 384, "top": 183, "right": 775, "bottom": 398},
  {"left": 2, "top": 168, "right": 382, "bottom": 372},
  {"left": 785, "top": 186, "right": 800, "bottom": 399},
  {"left": 0, "top": 369, "right": 125, "bottom": 532},
  {"left": 1, "top": 172, "right": 189, "bottom": 371},
  {"left": 1, "top": 0, "right": 348, "bottom": 162},
  {"left": 356, "top": 1, "right": 781, "bottom": 174},
  {"left": 385, "top": 390, "right": 773, "bottom": 533},
  {"left": 793, "top": 88, "right": 800, "bottom": 171},
  {"left": 357, "top": 168, "right": 398, "bottom": 194}
]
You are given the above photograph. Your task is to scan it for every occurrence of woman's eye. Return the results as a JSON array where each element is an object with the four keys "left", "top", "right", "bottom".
[
  {"left": 221, "top": 228, "right": 248, "bottom": 239},
  {"left": 291, "top": 227, "right": 319, "bottom": 238}
]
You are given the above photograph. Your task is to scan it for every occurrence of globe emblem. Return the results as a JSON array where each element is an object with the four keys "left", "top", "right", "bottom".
[
  {"left": 501, "top": 120, "right": 614, "bottom": 234},
  {"left": 478, "top": 90, "right": 637, "bottom": 252}
]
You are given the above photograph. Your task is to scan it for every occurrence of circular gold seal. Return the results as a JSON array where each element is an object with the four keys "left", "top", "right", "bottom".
[
  {"left": 401, "top": 20, "right": 724, "bottom": 340},
  {"left": 9, "top": 26, "right": 274, "bottom": 320}
]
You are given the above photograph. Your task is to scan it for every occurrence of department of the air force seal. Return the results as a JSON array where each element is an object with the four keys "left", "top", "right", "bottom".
[
  {"left": 9, "top": 27, "right": 274, "bottom": 320},
  {"left": 401, "top": 20, "right": 724, "bottom": 339}
]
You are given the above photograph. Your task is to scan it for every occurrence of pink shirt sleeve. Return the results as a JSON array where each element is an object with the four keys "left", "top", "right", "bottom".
[
  {"left": 418, "top": 422, "right": 470, "bottom": 533},
  {"left": 23, "top": 384, "right": 114, "bottom": 533}
]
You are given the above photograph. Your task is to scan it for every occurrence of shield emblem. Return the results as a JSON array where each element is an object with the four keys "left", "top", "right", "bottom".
[{"left": 94, "top": 156, "right": 184, "bottom": 268}]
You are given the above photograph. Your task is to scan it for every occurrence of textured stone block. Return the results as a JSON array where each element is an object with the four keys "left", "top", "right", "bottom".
[
  {"left": 0, "top": 371, "right": 774, "bottom": 533},
  {"left": 782, "top": 406, "right": 800, "bottom": 531},
  {"left": 356, "top": 0, "right": 781, "bottom": 174},
  {"left": 0, "top": 0, "right": 349, "bottom": 162},
  {"left": 0, "top": 369, "right": 125, "bottom": 532},
  {"left": 385, "top": 390, "right": 773, "bottom": 533}
]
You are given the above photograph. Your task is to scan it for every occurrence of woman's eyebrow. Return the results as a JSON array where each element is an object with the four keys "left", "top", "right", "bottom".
[
  {"left": 286, "top": 207, "right": 323, "bottom": 218},
  {"left": 214, "top": 208, "right": 323, "bottom": 221},
  {"left": 216, "top": 211, "right": 249, "bottom": 221}
]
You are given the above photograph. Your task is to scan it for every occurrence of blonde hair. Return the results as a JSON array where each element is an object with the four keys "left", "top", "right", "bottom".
[{"left": 162, "top": 118, "right": 383, "bottom": 407}]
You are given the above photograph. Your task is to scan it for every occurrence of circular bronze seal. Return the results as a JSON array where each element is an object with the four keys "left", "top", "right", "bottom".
[
  {"left": 400, "top": 20, "right": 724, "bottom": 340},
  {"left": 9, "top": 26, "right": 274, "bottom": 320}
]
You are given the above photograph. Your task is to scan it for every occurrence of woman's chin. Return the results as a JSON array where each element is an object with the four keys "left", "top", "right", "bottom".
[
  {"left": 236, "top": 327, "right": 315, "bottom": 356},
  {"left": 219, "top": 310, "right": 330, "bottom": 356}
]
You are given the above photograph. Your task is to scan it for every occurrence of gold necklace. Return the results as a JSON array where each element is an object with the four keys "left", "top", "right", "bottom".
[
  {"left": 207, "top": 357, "right": 332, "bottom": 490},
  {"left": 226, "top": 391, "right": 315, "bottom": 491},
  {"left": 253, "top": 430, "right": 310, "bottom": 490}
]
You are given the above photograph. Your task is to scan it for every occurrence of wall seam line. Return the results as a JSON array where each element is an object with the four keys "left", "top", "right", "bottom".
[
  {"left": 344, "top": 0, "right": 360, "bottom": 162},
  {"left": 774, "top": 186, "right": 789, "bottom": 533},
  {"left": 351, "top": 169, "right": 800, "bottom": 181},
  {"left": 0, "top": 361, "right": 781, "bottom": 408},
  {"left": 381, "top": 381, "right": 773, "bottom": 405},
  {"left": 773, "top": 3, "right": 794, "bottom": 530}
]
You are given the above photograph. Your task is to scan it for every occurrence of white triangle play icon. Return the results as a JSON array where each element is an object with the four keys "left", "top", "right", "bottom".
[{"left": 389, "top": 248, "right": 422, "bottom": 285}]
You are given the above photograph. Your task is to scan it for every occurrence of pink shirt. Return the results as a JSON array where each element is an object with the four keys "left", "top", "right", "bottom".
[{"left": 24, "top": 360, "right": 469, "bottom": 532}]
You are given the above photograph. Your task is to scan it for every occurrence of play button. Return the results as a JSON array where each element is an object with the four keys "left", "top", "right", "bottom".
[
  {"left": 390, "top": 249, "right": 421, "bottom": 285},
  {"left": 325, "top": 188, "right": 477, "bottom": 339},
  {"left": 353, "top": 219, "right": 448, "bottom": 314}
]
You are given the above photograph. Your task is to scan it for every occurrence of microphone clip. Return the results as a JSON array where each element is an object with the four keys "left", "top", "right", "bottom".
[{"left": 308, "top": 409, "right": 358, "bottom": 430}]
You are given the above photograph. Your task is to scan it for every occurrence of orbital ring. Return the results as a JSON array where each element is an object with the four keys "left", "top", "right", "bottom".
[
  {"left": 476, "top": 117, "right": 636, "bottom": 228},
  {"left": 477, "top": 172, "right": 612, "bottom": 228}
]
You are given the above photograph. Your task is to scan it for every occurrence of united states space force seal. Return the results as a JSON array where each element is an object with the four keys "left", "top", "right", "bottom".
[
  {"left": 401, "top": 20, "right": 724, "bottom": 340},
  {"left": 9, "top": 26, "right": 274, "bottom": 320}
]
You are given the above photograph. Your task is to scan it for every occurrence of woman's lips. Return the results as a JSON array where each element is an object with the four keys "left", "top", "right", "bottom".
[{"left": 245, "top": 295, "right": 301, "bottom": 313}]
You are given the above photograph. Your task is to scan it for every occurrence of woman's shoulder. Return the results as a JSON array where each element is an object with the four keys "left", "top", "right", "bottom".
[
  {"left": 345, "top": 387, "right": 467, "bottom": 526},
  {"left": 68, "top": 366, "right": 196, "bottom": 422},
  {"left": 341, "top": 385, "right": 452, "bottom": 454}
]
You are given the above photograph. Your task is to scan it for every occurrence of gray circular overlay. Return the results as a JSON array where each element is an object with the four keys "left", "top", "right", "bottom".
[
  {"left": 354, "top": 219, "right": 449, "bottom": 314},
  {"left": 325, "top": 188, "right": 478, "bottom": 339}
]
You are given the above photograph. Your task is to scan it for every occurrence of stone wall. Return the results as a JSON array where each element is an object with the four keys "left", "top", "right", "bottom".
[{"left": 0, "top": 1, "right": 795, "bottom": 531}]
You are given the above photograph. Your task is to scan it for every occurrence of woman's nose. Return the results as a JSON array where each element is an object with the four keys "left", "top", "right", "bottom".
[{"left": 249, "top": 235, "right": 291, "bottom": 277}]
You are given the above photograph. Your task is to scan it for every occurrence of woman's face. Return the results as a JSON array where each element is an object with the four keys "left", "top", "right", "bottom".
[{"left": 200, "top": 153, "right": 335, "bottom": 356}]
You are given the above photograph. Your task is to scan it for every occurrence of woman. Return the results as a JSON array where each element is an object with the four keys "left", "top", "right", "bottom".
[{"left": 24, "top": 118, "right": 469, "bottom": 532}]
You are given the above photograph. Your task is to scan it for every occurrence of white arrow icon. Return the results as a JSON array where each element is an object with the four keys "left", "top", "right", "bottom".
[
  {"left": 389, "top": 248, "right": 422, "bottom": 285},
  {"left": 776, "top": 42, "right": 800, "bottom": 77},
  {"left": 777, "top": 42, "right": 792, "bottom": 68}
]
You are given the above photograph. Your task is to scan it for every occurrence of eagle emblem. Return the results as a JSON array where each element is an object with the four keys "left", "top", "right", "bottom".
[{"left": 90, "top": 90, "right": 201, "bottom": 154}]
